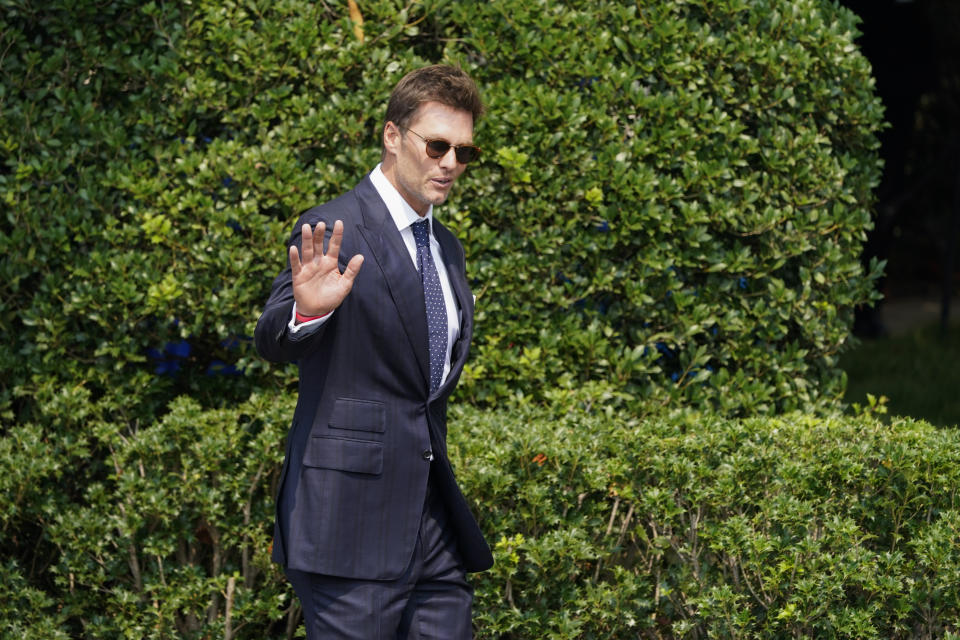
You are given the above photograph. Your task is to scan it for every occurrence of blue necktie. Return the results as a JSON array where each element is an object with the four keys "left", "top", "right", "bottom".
[{"left": 412, "top": 219, "right": 448, "bottom": 392}]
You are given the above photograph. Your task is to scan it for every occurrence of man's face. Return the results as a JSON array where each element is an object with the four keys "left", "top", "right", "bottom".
[{"left": 384, "top": 101, "right": 474, "bottom": 216}]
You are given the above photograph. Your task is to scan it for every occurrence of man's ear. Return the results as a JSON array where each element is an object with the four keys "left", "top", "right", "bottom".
[{"left": 383, "top": 121, "right": 401, "bottom": 157}]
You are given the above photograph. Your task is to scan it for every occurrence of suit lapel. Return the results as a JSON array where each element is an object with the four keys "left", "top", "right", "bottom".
[
  {"left": 434, "top": 220, "right": 474, "bottom": 392},
  {"left": 352, "top": 177, "right": 431, "bottom": 388}
]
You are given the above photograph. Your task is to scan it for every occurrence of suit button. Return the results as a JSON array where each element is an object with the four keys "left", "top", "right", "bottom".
[{"left": 422, "top": 449, "right": 434, "bottom": 461}]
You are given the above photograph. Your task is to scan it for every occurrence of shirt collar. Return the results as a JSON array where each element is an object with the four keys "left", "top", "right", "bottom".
[{"left": 370, "top": 163, "right": 433, "bottom": 234}]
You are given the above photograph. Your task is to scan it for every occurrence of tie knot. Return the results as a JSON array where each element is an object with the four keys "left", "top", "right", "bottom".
[{"left": 412, "top": 219, "right": 430, "bottom": 249}]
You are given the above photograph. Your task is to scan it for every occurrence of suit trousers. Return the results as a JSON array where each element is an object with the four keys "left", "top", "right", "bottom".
[{"left": 285, "top": 473, "right": 473, "bottom": 639}]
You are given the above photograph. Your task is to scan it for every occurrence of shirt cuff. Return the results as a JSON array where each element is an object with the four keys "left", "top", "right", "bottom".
[{"left": 288, "top": 303, "right": 333, "bottom": 334}]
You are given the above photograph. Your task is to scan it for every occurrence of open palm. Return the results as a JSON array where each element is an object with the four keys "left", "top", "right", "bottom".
[{"left": 289, "top": 220, "right": 364, "bottom": 317}]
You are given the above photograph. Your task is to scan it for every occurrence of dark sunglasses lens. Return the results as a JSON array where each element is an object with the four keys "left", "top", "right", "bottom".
[
  {"left": 455, "top": 146, "right": 480, "bottom": 164},
  {"left": 423, "top": 137, "right": 480, "bottom": 164},
  {"left": 425, "top": 140, "right": 451, "bottom": 158}
]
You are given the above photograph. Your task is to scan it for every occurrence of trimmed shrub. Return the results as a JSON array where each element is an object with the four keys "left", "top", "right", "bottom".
[
  {"left": 1, "top": 0, "right": 882, "bottom": 424},
  {"left": 0, "top": 0, "right": 892, "bottom": 637},
  {"left": 1, "top": 391, "right": 295, "bottom": 638},
  {"left": 3, "top": 396, "right": 960, "bottom": 638},
  {"left": 451, "top": 405, "right": 960, "bottom": 639},
  {"left": 449, "top": 0, "right": 884, "bottom": 413}
]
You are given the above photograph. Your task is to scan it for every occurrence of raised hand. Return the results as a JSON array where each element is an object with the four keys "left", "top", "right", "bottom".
[{"left": 289, "top": 220, "right": 364, "bottom": 317}]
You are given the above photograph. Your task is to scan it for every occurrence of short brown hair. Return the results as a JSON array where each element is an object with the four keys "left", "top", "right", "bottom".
[{"left": 384, "top": 65, "right": 484, "bottom": 131}]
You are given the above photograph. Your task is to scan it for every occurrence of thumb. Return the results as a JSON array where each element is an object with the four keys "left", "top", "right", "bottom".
[{"left": 340, "top": 254, "right": 364, "bottom": 288}]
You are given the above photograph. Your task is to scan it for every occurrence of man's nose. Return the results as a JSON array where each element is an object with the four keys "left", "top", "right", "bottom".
[{"left": 438, "top": 146, "right": 459, "bottom": 169}]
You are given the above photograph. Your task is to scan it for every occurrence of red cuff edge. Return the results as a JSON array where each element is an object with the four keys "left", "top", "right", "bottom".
[{"left": 295, "top": 310, "right": 329, "bottom": 324}]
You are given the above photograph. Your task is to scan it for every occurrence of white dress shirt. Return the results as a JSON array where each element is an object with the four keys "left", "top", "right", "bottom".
[{"left": 289, "top": 164, "right": 461, "bottom": 386}]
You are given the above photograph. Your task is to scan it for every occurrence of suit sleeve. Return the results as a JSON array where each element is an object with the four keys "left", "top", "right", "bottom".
[{"left": 254, "top": 215, "right": 333, "bottom": 363}]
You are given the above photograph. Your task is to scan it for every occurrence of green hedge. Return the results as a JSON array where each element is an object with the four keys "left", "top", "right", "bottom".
[
  {"left": 1, "top": 0, "right": 894, "bottom": 637},
  {"left": 0, "top": 390, "right": 294, "bottom": 638},
  {"left": 456, "top": 405, "right": 960, "bottom": 639},
  {"left": 1, "top": 0, "right": 882, "bottom": 423},
  {"left": 4, "top": 397, "right": 959, "bottom": 638},
  {"left": 448, "top": 0, "right": 884, "bottom": 412}
]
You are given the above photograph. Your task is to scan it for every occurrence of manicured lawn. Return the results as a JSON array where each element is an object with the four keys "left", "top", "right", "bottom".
[{"left": 841, "top": 323, "right": 960, "bottom": 428}]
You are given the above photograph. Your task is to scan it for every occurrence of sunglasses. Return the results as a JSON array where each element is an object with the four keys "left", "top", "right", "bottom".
[{"left": 404, "top": 128, "right": 482, "bottom": 164}]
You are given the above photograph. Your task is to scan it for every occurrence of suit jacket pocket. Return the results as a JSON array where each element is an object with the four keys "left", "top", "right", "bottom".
[
  {"left": 302, "top": 436, "right": 383, "bottom": 475},
  {"left": 328, "top": 397, "right": 385, "bottom": 433}
]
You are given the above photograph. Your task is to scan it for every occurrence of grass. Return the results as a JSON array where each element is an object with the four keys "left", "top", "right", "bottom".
[{"left": 840, "top": 323, "right": 960, "bottom": 428}]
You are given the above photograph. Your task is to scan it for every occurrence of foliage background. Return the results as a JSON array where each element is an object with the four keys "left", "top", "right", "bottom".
[
  {"left": 2, "top": 0, "right": 946, "bottom": 638},
  {"left": 1, "top": 0, "right": 884, "bottom": 420}
]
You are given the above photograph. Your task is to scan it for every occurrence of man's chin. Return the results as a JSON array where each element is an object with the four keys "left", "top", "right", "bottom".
[{"left": 425, "top": 191, "right": 451, "bottom": 207}]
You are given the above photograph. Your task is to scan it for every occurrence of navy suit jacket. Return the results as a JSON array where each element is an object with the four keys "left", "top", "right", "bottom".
[{"left": 255, "top": 175, "right": 493, "bottom": 580}]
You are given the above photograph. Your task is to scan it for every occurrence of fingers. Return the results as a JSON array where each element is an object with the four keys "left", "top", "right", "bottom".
[
  {"left": 299, "top": 223, "right": 314, "bottom": 263},
  {"left": 313, "top": 221, "right": 327, "bottom": 261},
  {"left": 293, "top": 220, "right": 352, "bottom": 278},
  {"left": 289, "top": 244, "right": 302, "bottom": 277},
  {"left": 326, "top": 219, "right": 344, "bottom": 262}
]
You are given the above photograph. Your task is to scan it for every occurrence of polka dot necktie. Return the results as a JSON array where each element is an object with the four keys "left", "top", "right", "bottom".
[{"left": 412, "top": 219, "right": 447, "bottom": 392}]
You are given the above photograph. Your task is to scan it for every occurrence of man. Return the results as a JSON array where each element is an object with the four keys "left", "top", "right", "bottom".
[{"left": 255, "top": 65, "right": 492, "bottom": 639}]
